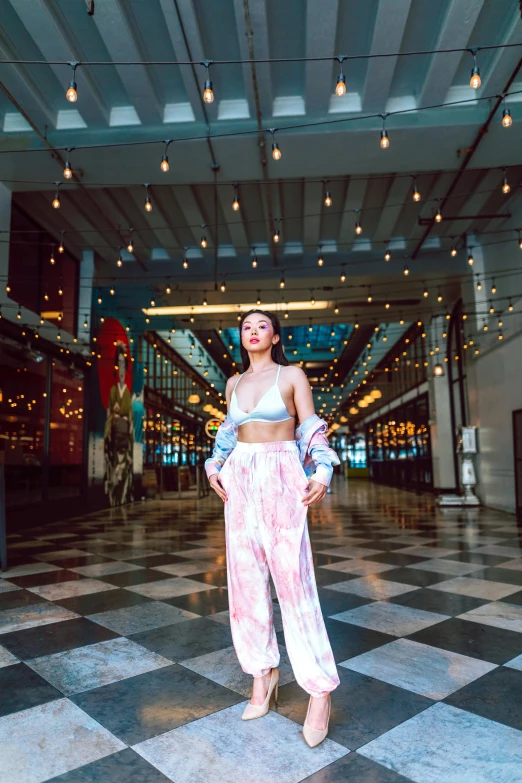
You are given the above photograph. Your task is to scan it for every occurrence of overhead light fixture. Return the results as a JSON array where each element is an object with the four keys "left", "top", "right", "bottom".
[
  {"left": 435, "top": 207, "right": 442, "bottom": 223},
  {"left": 380, "top": 113, "right": 390, "bottom": 149},
  {"left": 335, "top": 56, "right": 347, "bottom": 96},
  {"left": 66, "top": 59, "right": 79, "bottom": 102},
  {"left": 451, "top": 245, "right": 457, "bottom": 257},
  {"left": 58, "top": 231, "right": 65, "bottom": 253},
  {"left": 502, "top": 96, "right": 513, "bottom": 127},
  {"left": 502, "top": 171, "right": 510, "bottom": 194},
  {"left": 469, "top": 48, "right": 481, "bottom": 89},
  {"left": 52, "top": 183, "right": 61, "bottom": 209},
  {"left": 127, "top": 230, "right": 134, "bottom": 253},
  {"left": 384, "top": 249, "right": 391, "bottom": 262},
  {"left": 202, "top": 59, "right": 214, "bottom": 103},
  {"left": 403, "top": 263, "right": 409, "bottom": 276},
  {"left": 143, "top": 183, "right": 152, "bottom": 212},
  {"left": 232, "top": 183, "right": 240, "bottom": 211},
  {"left": 468, "top": 250, "right": 474, "bottom": 266},
  {"left": 63, "top": 150, "right": 73, "bottom": 180},
  {"left": 160, "top": 139, "right": 172, "bottom": 172},
  {"left": 269, "top": 128, "right": 281, "bottom": 161},
  {"left": 324, "top": 189, "right": 332, "bottom": 207},
  {"left": 412, "top": 179, "right": 421, "bottom": 202},
  {"left": 143, "top": 299, "right": 337, "bottom": 317}
]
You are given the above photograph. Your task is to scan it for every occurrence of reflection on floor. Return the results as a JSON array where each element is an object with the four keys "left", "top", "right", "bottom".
[{"left": 1, "top": 479, "right": 522, "bottom": 783}]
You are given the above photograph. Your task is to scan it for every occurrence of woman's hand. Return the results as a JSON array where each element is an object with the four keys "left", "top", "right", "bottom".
[
  {"left": 209, "top": 473, "right": 227, "bottom": 502},
  {"left": 301, "top": 479, "right": 327, "bottom": 506}
]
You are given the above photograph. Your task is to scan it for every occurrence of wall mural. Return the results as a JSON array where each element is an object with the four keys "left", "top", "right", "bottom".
[{"left": 88, "top": 317, "right": 144, "bottom": 507}]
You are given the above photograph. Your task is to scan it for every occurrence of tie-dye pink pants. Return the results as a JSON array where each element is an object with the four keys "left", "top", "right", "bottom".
[{"left": 218, "top": 439, "right": 340, "bottom": 697}]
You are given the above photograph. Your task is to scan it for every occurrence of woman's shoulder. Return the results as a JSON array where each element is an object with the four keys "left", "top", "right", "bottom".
[{"left": 280, "top": 364, "right": 307, "bottom": 381}]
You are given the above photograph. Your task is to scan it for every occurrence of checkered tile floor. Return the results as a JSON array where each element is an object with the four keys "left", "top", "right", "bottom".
[{"left": 1, "top": 479, "right": 522, "bottom": 782}]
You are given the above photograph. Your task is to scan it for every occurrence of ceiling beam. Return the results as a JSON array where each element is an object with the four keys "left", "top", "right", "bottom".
[
  {"left": 304, "top": 0, "right": 339, "bottom": 117},
  {"left": 362, "top": 0, "right": 412, "bottom": 112},
  {"left": 417, "top": 0, "right": 485, "bottom": 106}
]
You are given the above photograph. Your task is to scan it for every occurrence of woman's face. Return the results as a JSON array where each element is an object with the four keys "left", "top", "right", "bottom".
[
  {"left": 117, "top": 352, "right": 126, "bottom": 383},
  {"left": 240, "top": 313, "right": 279, "bottom": 354}
]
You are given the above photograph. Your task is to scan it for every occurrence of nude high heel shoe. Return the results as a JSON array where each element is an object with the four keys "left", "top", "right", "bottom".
[
  {"left": 241, "top": 667, "right": 280, "bottom": 720},
  {"left": 303, "top": 695, "right": 331, "bottom": 748}
]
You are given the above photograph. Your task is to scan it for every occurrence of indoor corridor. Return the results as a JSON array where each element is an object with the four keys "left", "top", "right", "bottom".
[{"left": 1, "top": 479, "right": 522, "bottom": 783}]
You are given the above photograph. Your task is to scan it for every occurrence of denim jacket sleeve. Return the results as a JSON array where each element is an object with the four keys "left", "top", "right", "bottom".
[
  {"left": 204, "top": 414, "right": 238, "bottom": 479},
  {"left": 295, "top": 413, "right": 340, "bottom": 488}
]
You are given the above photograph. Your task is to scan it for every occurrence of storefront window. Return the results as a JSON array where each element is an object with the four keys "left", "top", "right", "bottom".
[
  {"left": 0, "top": 338, "right": 47, "bottom": 508},
  {"left": 49, "top": 360, "right": 84, "bottom": 498}
]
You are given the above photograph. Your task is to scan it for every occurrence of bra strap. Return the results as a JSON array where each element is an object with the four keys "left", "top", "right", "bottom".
[
  {"left": 276, "top": 364, "right": 281, "bottom": 384},
  {"left": 232, "top": 373, "right": 244, "bottom": 393}
]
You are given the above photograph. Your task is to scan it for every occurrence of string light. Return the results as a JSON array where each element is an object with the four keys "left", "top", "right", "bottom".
[
  {"left": 476, "top": 276, "right": 482, "bottom": 291},
  {"left": 200, "top": 227, "right": 208, "bottom": 248},
  {"left": 220, "top": 280, "right": 226, "bottom": 293},
  {"left": 498, "top": 330, "right": 504, "bottom": 340},
  {"left": 203, "top": 292, "right": 208, "bottom": 306},
  {"left": 451, "top": 245, "right": 457, "bottom": 257},
  {"left": 518, "top": 231, "right": 522, "bottom": 250},
  {"left": 232, "top": 183, "right": 240, "bottom": 211},
  {"left": 116, "top": 249, "right": 123, "bottom": 268},
  {"left": 508, "top": 299, "right": 514, "bottom": 311},
  {"left": 355, "top": 220, "right": 362, "bottom": 235},
  {"left": 489, "top": 301, "right": 495, "bottom": 314},
  {"left": 335, "top": 57, "right": 346, "bottom": 96},
  {"left": 58, "top": 231, "right": 65, "bottom": 253},
  {"left": 256, "top": 291, "right": 261, "bottom": 305},
  {"left": 160, "top": 140, "right": 172, "bottom": 172},
  {"left": 83, "top": 315, "right": 88, "bottom": 329},
  {"left": 502, "top": 170, "right": 510, "bottom": 194},
  {"left": 202, "top": 60, "right": 214, "bottom": 103},
  {"left": 150, "top": 296, "right": 156, "bottom": 307},
  {"left": 110, "top": 284, "right": 115, "bottom": 295},
  {"left": 269, "top": 128, "right": 281, "bottom": 161},
  {"left": 52, "top": 183, "right": 61, "bottom": 209},
  {"left": 166, "top": 280, "right": 171, "bottom": 295},
  {"left": 56, "top": 329, "right": 62, "bottom": 340},
  {"left": 380, "top": 114, "right": 390, "bottom": 149},
  {"left": 367, "top": 288, "right": 372, "bottom": 303},
  {"left": 317, "top": 247, "right": 324, "bottom": 266},
  {"left": 340, "top": 267, "right": 346, "bottom": 282},
  {"left": 273, "top": 226, "right": 280, "bottom": 243},
  {"left": 280, "top": 274, "right": 285, "bottom": 288},
  {"left": 50, "top": 247, "right": 55, "bottom": 265},
  {"left": 143, "top": 184, "right": 152, "bottom": 212},
  {"left": 127, "top": 230, "right": 134, "bottom": 253},
  {"left": 423, "top": 284, "right": 428, "bottom": 298},
  {"left": 468, "top": 249, "right": 474, "bottom": 266},
  {"left": 183, "top": 256, "right": 188, "bottom": 269},
  {"left": 310, "top": 291, "right": 316, "bottom": 306},
  {"left": 66, "top": 60, "right": 79, "bottom": 102},
  {"left": 502, "top": 97, "right": 513, "bottom": 127},
  {"left": 384, "top": 249, "right": 391, "bottom": 262},
  {"left": 399, "top": 314, "right": 404, "bottom": 325},
  {"left": 469, "top": 48, "right": 481, "bottom": 89},
  {"left": 498, "top": 317, "right": 503, "bottom": 328},
  {"left": 57, "top": 283, "right": 63, "bottom": 296},
  {"left": 16, "top": 306, "right": 21, "bottom": 319},
  {"left": 403, "top": 263, "right": 409, "bottom": 276},
  {"left": 435, "top": 207, "right": 442, "bottom": 222},
  {"left": 412, "top": 179, "right": 421, "bottom": 202},
  {"left": 63, "top": 150, "right": 73, "bottom": 180},
  {"left": 491, "top": 279, "right": 497, "bottom": 294},
  {"left": 284, "top": 310, "right": 289, "bottom": 319},
  {"left": 324, "top": 188, "right": 332, "bottom": 207},
  {"left": 437, "top": 289, "right": 443, "bottom": 303}
]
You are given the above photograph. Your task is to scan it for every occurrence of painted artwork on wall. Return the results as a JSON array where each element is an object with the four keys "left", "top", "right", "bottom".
[{"left": 88, "top": 316, "right": 144, "bottom": 507}]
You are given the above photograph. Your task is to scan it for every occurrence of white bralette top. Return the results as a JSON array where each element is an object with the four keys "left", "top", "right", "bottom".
[{"left": 229, "top": 365, "right": 293, "bottom": 426}]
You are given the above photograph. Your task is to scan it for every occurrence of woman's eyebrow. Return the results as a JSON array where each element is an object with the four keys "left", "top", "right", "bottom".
[{"left": 243, "top": 319, "right": 268, "bottom": 325}]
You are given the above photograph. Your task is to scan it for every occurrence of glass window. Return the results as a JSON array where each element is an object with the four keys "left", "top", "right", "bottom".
[
  {"left": 0, "top": 338, "right": 47, "bottom": 508},
  {"left": 49, "top": 360, "right": 84, "bottom": 498}
]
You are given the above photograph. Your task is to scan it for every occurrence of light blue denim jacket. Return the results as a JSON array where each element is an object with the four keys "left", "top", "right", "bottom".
[{"left": 204, "top": 413, "right": 340, "bottom": 487}]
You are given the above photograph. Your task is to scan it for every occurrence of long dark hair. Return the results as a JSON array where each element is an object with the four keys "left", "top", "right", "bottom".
[{"left": 238, "top": 309, "right": 289, "bottom": 371}]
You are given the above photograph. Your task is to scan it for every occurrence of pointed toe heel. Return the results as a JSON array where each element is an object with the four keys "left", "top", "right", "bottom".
[
  {"left": 241, "top": 667, "right": 280, "bottom": 721},
  {"left": 303, "top": 696, "right": 331, "bottom": 748}
]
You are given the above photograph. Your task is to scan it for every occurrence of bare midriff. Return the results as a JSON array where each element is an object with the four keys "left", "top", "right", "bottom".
[{"left": 237, "top": 418, "right": 296, "bottom": 443}]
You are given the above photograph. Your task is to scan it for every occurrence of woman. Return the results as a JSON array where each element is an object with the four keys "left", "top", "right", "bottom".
[
  {"left": 104, "top": 343, "right": 134, "bottom": 506},
  {"left": 205, "top": 309, "right": 340, "bottom": 748}
]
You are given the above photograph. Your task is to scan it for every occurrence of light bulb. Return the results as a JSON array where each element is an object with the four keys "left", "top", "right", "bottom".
[
  {"left": 232, "top": 197, "right": 240, "bottom": 211},
  {"left": 317, "top": 254, "right": 324, "bottom": 266},
  {"left": 58, "top": 242, "right": 64, "bottom": 253},
  {"left": 404, "top": 264, "right": 409, "bottom": 276},
  {"left": 310, "top": 296, "right": 315, "bottom": 305},
  {"left": 437, "top": 292, "right": 443, "bottom": 303},
  {"left": 273, "top": 229, "right": 280, "bottom": 243},
  {"left": 58, "top": 286, "right": 63, "bottom": 296},
  {"left": 110, "top": 286, "right": 115, "bottom": 295},
  {"left": 502, "top": 176, "right": 510, "bottom": 194},
  {"left": 252, "top": 256, "right": 258, "bottom": 268},
  {"left": 150, "top": 298, "right": 155, "bottom": 307},
  {"left": 367, "top": 292, "right": 373, "bottom": 302},
  {"left": 203, "top": 295, "right": 208, "bottom": 305},
  {"left": 384, "top": 250, "right": 391, "bottom": 262},
  {"left": 203, "top": 79, "right": 214, "bottom": 103},
  {"left": 324, "top": 191, "right": 332, "bottom": 207},
  {"left": 355, "top": 221, "right": 362, "bottom": 235},
  {"left": 52, "top": 195, "right": 60, "bottom": 209},
  {"left": 160, "top": 155, "right": 169, "bottom": 172},
  {"left": 257, "top": 295, "right": 261, "bottom": 305},
  {"left": 468, "top": 253, "right": 474, "bottom": 266},
  {"left": 127, "top": 241, "right": 134, "bottom": 253},
  {"left": 66, "top": 81, "right": 77, "bottom": 102},
  {"left": 502, "top": 107, "right": 513, "bottom": 128},
  {"left": 491, "top": 281, "right": 497, "bottom": 294},
  {"left": 435, "top": 209, "right": 442, "bottom": 222},
  {"left": 272, "top": 142, "right": 282, "bottom": 161},
  {"left": 335, "top": 73, "right": 346, "bottom": 96},
  {"left": 201, "top": 236, "right": 207, "bottom": 248},
  {"left": 64, "top": 161, "right": 72, "bottom": 179},
  {"left": 380, "top": 130, "right": 389, "bottom": 149},
  {"left": 509, "top": 300, "right": 513, "bottom": 311},
  {"left": 413, "top": 186, "right": 421, "bottom": 202},
  {"left": 220, "top": 281, "right": 226, "bottom": 292},
  {"left": 183, "top": 258, "right": 188, "bottom": 269},
  {"left": 117, "top": 256, "right": 122, "bottom": 268},
  {"left": 423, "top": 287, "right": 428, "bottom": 298},
  {"left": 280, "top": 277, "right": 285, "bottom": 288},
  {"left": 50, "top": 252, "right": 55, "bottom": 265},
  {"left": 470, "top": 66, "right": 481, "bottom": 90},
  {"left": 340, "top": 272, "right": 346, "bottom": 282},
  {"left": 166, "top": 283, "right": 171, "bottom": 294},
  {"left": 144, "top": 196, "right": 152, "bottom": 212},
  {"left": 284, "top": 311, "right": 289, "bottom": 318},
  {"left": 451, "top": 246, "right": 457, "bottom": 257},
  {"left": 477, "top": 280, "right": 482, "bottom": 291}
]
